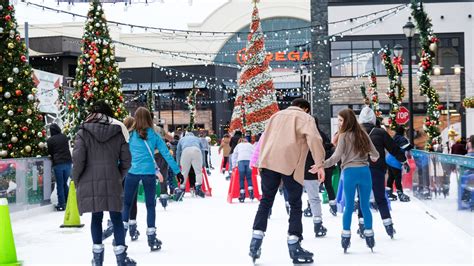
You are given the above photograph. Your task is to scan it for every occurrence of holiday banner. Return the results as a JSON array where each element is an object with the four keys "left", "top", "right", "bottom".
[{"left": 32, "top": 69, "right": 62, "bottom": 114}]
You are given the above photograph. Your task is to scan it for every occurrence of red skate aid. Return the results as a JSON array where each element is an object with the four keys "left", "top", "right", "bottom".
[
  {"left": 220, "top": 157, "right": 229, "bottom": 172},
  {"left": 402, "top": 158, "right": 416, "bottom": 190},
  {"left": 227, "top": 167, "right": 261, "bottom": 203},
  {"left": 182, "top": 167, "right": 213, "bottom": 196}
]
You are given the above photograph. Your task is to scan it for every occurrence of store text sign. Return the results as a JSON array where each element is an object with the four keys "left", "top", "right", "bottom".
[{"left": 236, "top": 48, "right": 312, "bottom": 65}]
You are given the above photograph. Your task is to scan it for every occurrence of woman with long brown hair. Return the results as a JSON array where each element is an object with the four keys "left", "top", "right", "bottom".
[
  {"left": 121, "top": 107, "right": 183, "bottom": 252},
  {"left": 323, "top": 109, "right": 379, "bottom": 253}
]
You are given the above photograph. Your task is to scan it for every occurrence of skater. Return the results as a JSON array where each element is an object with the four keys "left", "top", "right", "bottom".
[
  {"left": 358, "top": 107, "right": 407, "bottom": 239},
  {"left": 228, "top": 130, "right": 243, "bottom": 178},
  {"left": 303, "top": 116, "right": 333, "bottom": 237},
  {"left": 386, "top": 126, "right": 413, "bottom": 202},
  {"left": 46, "top": 123, "right": 72, "bottom": 211},
  {"left": 122, "top": 107, "right": 183, "bottom": 252},
  {"left": 72, "top": 101, "right": 136, "bottom": 265},
  {"left": 323, "top": 108, "right": 379, "bottom": 253},
  {"left": 249, "top": 98, "right": 325, "bottom": 264},
  {"left": 232, "top": 138, "right": 255, "bottom": 202},
  {"left": 219, "top": 134, "right": 231, "bottom": 175},
  {"left": 200, "top": 133, "right": 211, "bottom": 175},
  {"left": 176, "top": 132, "right": 206, "bottom": 198}
]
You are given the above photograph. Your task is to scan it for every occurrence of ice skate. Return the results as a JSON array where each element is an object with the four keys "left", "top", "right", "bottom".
[
  {"left": 128, "top": 220, "right": 140, "bottom": 241},
  {"left": 356, "top": 218, "right": 365, "bottom": 239},
  {"left": 314, "top": 220, "right": 327, "bottom": 237},
  {"left": 364, "top": 229, "right": 375, "bottom": 252},
  {"left": 329, "top": 200, "right": 337, "bottom": 216},
  {"left": 147, "top": 228, "right": 162, "bottom": 251},
  {"left": 249, "top": 230, "right": 264, "bottom": 263},
  {"left": 341, "top": 230, "right": 351, "bottom": 253},
  {"left": 288, "top": 235, "right": 313, "bottom": 264},
  {"left": 239, "top": 189, "right": 245, "bottom": 203},
  {"left": 55, "top": 205, "right": 65, "bottom": 212},
  {"left": 383, "top": 218, "right": 396, "bottom": 239},
  {"left": 303, "top": 201, "right": 312, "bottom": 217},
  {"left": 114, "top": 245, "right": 136, "bottom": 266},
  {"left": 159, "top": 194, "right": 169, "bottom": 209},
  {"left": 195, "top": 184, "right": 205, "bottom": 198},
  {"left": 91, "top": 244, "right": 104, "bottom": 266},
  {"left": 397, "top": 191, "right": 410, "bottom": 202},
  {"left": 102, "top": 219, "right": 114, "bottom": 240},
  {"left": 174, "top": 186, "right": 185, "bottom": 202},
  {"left": 248, "top": 186, "right": 254, "bottom": 201}
]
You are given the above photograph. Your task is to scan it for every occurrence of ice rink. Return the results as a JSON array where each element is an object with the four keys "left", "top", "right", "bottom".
[{"left": 10, "top": 147, "right": 473, "bottom": 265}]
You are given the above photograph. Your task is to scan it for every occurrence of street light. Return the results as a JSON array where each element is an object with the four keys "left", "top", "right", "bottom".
[
  {"left": 393, "top": 44, "right": 403, "bottom": 58},
  {"left": 433, "top": 64, "right": 463, "bottom": 130},
  {"left": 403, "top": 18, "right": 416, "bottom": 146}
]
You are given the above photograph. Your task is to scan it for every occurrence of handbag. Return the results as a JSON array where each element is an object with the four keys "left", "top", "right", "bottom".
[{"left": 143, "top": 139, "right": 161, "bottom": 179}]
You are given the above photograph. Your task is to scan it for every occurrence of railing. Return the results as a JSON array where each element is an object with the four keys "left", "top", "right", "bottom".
[
  {"left": 0, "top": 157, "right": 53, "bottom": 212},
  {"left": 411, "top": 150, "right": 473, "bottom": 236}
]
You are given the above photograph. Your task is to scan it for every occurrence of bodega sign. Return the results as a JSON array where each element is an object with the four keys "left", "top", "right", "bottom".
[{"left": 236, "top": 48, "right": 312, "bottom": 65}]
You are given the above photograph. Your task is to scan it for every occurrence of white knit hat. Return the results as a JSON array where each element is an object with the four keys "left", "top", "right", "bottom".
[{"left": 359, "top": 106, "right": 376, "bottom": 125}]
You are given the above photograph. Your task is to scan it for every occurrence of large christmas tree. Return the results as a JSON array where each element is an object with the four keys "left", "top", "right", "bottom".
[
  {"left": 229, "top": 0, "right": 278, "bottom": 135},
  {"left": 0, "top": 2, "right": 47, "bottom": 158},
  {"left": 65, "top": 0, "right": 127, "bottom": 137}
]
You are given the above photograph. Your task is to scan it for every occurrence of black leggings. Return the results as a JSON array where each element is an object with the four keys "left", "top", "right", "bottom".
[
  {"left": 323, "top": 167, "right": 336, "bottom": 201},
  {"left": 223, "top": 156, "right": 229, "bottom": 170},
  {"left": 387, "top": 166, "right": 403, "bottom": 191}
]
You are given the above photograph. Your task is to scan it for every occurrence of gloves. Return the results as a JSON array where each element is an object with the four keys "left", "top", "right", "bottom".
[
  {"left": 176, "top": 173, "right": 184, "bottom": 184},
  {"left": 403, "top": 162, "right": 411, "bottom": 173}
]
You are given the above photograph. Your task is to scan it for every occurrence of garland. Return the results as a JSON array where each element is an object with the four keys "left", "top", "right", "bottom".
[
  {"left": 360, "top": 83, "right": 370, "bottom": 106},
  {"left": 411, "top": 0, "right": 442, "bottom": 150},
  {"left": 186, "top": 86, "right": 198, "bottom": 131},
  {"left": 463, "top": 96, "right": 474, "bottom": 109},
  {"left": 368, "top": 71, "right": 383, "bottom": 122},
  {"left": 381, "top": 47, "right": 405, "bottom": 130}
]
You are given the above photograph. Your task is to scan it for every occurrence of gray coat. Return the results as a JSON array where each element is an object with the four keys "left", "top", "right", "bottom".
[{"left": 72, "top": 121, "right": 131, "bottom": 215}]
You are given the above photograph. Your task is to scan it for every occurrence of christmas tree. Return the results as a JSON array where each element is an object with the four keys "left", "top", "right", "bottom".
[
  {"left": 0, "top": 2, "right": 47, "bottom": 158},
  {"left": 229, "top": 0, "right": 279, "bottom": 135},
  {"left": 65, "top": 0, "right": 127, "bottom": 138}
]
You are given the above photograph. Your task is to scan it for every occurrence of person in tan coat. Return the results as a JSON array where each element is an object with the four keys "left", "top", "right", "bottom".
[
  {"left": 218, "top": 134, "right": 231, "bottom": 174},
  {"left": 249, "top": 98, "right": 325, "bottom": 264}
]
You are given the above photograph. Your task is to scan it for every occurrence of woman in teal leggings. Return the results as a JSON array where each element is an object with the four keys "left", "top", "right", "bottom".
[{"left": 322, "top": 109, "right": 379, "bottom": 252}]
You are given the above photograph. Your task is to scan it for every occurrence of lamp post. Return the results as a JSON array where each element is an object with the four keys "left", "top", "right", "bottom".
[
  {"left": 168, "top": 76, "right": 176, "bottom": 131},
  {"left": 403, "top": 19, "right": 416, "bottom": 145}
]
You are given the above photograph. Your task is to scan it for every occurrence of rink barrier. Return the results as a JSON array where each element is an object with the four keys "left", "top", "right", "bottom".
[{"left": 0, "top": 198, "right": 21, "bottom": 265}]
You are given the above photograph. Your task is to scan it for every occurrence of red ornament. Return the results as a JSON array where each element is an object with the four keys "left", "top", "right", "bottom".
[
  {"left": 16, "top": 36, "right": 20, "bottom": 42},
  {"left": 37, "top": 114, "right": 43, "bottom": 121},
  {"left": 7, "top": 5, "right": 13, "bottom": 11},
  {"left": 425, "top": 121, "right": 431, "bottom": 126},
  {"left": 437, "top": 104, "right": 444, "bottom": 110},
  {"left": 7, "top": 144, "right": 13, "bottom": 149},
  {"left": 20, "top": 55, "right": 27, "bottom": 62},
  {"left": 21, "top": 126, "right": 28, "bottom": 132},
  {"left": 41, "top": 130, "right": 46, "bottom": 137},
  {"left": 15, "top": 90, "right": 22, "bottom": 96},
  {"left": 5, "top": 15, "right": 11, "bottom": 21},
  {"left": 96, "top": 31, "right": 100, "bottom": 36},
  {"left": 17, "top": 107, "right": 23, "bottom": 113}
]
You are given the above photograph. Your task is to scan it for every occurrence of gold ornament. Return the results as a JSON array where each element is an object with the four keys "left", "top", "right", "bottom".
[
  {"left": 114, "top": 112, "right": 119, "bottom": 117},
  {"left": 7, "top": 42, "right": 14, "bottom": 49},
  {"left": 0, "top": 85, "right": 2, "bottom": 92},
  {"left": 23, "top": 135, "right": 28, "bottom": 140}
]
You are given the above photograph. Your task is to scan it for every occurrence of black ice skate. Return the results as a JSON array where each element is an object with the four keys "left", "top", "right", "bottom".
[
  {"left": 249, "top": 230, "right": 264, "bottom": 263},
  {"left": 314, "top": 221, "right": 327, "bottom": 237},
  {"left": 159, "top": 194, "right": 169, "bottom": 209},
  {"left": 387, "top": 188, "right": 398, "bottom": 201},
  {"left": 341, "top": 230, "right": 351, "bottom": 253},
  {"left": 91, "top": 244, "right": 104, "bottom": 266},
  {"left": 195, "top": 184, "right": 205, "bottom": 198},
  {"left": 174, "top": 186, "right": 185, "bottom": 202},
  {"left": 422, "top": 188, "right": 432, "bottom": 200},
  {"left": 383, "top": 218, "right": 396, "bottom": 239},
  {"left": 146, "top": 228, "right": 162, "bottom": 252},
  {"left": 114, "top": 245, "right": 136, "bottom": 266},
  {"left": 329, "top": 201, "right": 337, "bottom": 216},
  {"left": 249, "top": 186, "right": 254, "bottom": 201},
  {"left": 239, "top": 189, "right": 245, "bottom": 203},
  {"left": 397, "top": 191, "right": 410, "bottom": 202},
  {"left": 356, "top": 218, "right": 365, "bottom": 239},
  {"left": 442, "top": 184, "right": 450, "bottom": 198},
  {"left": 128, "top": 221, "right": 140, "bottom": 241},
  {"left": 102, "top": 219, "right": 114, "bottom": 240},
  {"left": 288, "top": 235, "right": 313, "bottom": 264},
  {"left": 364, "top": 229, "right": 375, "bottom": 252},
  {"left": 303, "top": 201, "right": 312, "bottom": 217},
  {"left": 55, "top": 205, "right": 65, "bottom": 212}
]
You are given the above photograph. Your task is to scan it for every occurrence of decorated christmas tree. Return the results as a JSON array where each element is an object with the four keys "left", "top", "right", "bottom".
[
  {"left": 411, "top": 0, "right": 442, "bottom": 150},
  {"left": 229, "top": 0, "right": 279, "bottom": 135},
  {"left": 0, "top": 2, "right": 47, "bottom": 158},
  {"left": 65, "top": 0, "right": 127, "bottom": 138}
]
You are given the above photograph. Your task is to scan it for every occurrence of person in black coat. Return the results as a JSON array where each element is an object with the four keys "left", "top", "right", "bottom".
[
  {"left": 357, "top": 107, "right": 408, "bottom": 239},
  {"left": 46, "top": 123, "right": 72, "bottom": 211}
]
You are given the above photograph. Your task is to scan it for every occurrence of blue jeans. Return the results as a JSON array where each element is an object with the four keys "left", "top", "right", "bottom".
[
  {"left": 342, "top": 166, "right": 373, "bottom": 231},
  {"left": 238, "top": 160, "right": 252, "bottom": 190},
  {"left": 122, "top": 173, "right": 156, "bottom": 228},
  {"left": 91, "top": 211, "right": 124, "bottom": 245},
  {"left": 53, "top": 163, "right": 71, "bottom": 207}
]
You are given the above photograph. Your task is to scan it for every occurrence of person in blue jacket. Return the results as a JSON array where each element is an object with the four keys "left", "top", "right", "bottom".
[
  {"left": 121, "top": 107, "right": 183, "bottom": 252},
  {"left": 386, "top": 126, "right": 413, "bottom": 202}
]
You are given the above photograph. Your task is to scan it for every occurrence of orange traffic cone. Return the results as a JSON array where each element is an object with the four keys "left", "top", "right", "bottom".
[
  {"left": 60, "top": 181, "right": 84, "bottom": 228},
  {"left": 0, "top": 198, "right": 21, "bottom": 265}
]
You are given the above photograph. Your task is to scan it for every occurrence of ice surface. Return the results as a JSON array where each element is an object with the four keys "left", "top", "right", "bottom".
[{"left": 11, "top": 147, "right": 473, "bottom": 265}]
